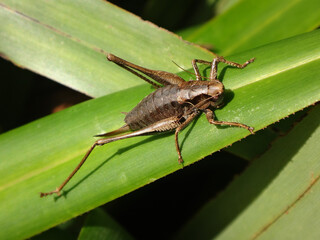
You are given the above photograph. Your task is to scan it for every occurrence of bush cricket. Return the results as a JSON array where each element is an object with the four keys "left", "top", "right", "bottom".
[{"left": 40, "top": 53, "right": 255, "bottom": 197}]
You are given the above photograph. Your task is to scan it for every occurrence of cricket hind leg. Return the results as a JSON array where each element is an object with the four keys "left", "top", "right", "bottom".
[
  {"left": 108, "top": 58, "right": 161, "bottom": 88},
  {"left": 40, "top": 127, "right": 152, "bottom": 197},
  {"left": 107, "top": 53, "right": 185, "bottom": 86},
  {"left": 204, "top": 109, "right": 254, "bottom": 134},
  {"left": 40, "top": 141, "right": 99, "bottom": 197}
]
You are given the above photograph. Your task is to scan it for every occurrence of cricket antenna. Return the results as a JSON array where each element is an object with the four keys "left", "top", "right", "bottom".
[{"left": 172, "top": 60, "right": 211, "bottom": 80}]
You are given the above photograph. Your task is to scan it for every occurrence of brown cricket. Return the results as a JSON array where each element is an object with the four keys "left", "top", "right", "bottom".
[{"left": 40, "top": 53, "right": 255, "bottom": 197}]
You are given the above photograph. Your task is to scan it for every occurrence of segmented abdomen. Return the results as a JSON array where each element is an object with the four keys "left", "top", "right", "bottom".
[{"left": 125, "top": 85, "right": 184, "bottom": 130}]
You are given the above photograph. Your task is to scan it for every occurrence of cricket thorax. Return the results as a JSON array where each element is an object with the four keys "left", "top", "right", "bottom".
[{"left": 177, "top": 80, "right": 224, "bottom": 106}]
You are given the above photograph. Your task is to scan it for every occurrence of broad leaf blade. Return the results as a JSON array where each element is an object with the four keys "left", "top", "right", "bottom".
[
  {"left": 0, "top": 30, "right": 319, "bottom": 239},
  {"left": 0, "top": 0, "right": 211, "bottom": 97},
  {"left": 176, "top": 104, "right": 320, "bottom": 240}
]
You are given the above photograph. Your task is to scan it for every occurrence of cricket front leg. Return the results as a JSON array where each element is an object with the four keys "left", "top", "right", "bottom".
[
  {"left": 209, "top": 56, "right": 255, "bottom": 81},
  {"left": 191, "top": 56, "right": 254, "bottom": 82},
  {"left": 205, "top": 109, "right": 254, "bottom": 134},
  {"left": 191, "top": 59, "right": 211, "bottom": 81}
]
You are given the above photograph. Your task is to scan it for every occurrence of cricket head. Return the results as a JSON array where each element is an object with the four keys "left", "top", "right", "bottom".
[{"left": 208, "top": 80, "right": 224, "bottom": 107}]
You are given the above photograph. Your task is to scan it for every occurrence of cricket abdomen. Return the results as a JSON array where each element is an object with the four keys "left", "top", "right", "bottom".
[{"left": 125, "top": 84, "right": 185, "bottom": 130}]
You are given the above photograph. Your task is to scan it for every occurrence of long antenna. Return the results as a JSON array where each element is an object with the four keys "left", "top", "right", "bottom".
[{"left": 172, "top": 61, "right": 211, "bottom": 80}]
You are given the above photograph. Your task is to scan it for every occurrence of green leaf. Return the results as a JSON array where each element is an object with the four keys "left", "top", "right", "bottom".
[
  {"left": 0, "top": 0, "right": 211, "bottom": 97},
  {"left": 181, "top": 0, "right": 320, "bottom": 55},
  {"left": 0, "top": 30, "right": 319, "bottom": 239},
  {"left": 78, "top": 208, "right": 133, "bottom": 240},
  {"left": 176, "top": 104, "right": 320, "bottom": 240}
]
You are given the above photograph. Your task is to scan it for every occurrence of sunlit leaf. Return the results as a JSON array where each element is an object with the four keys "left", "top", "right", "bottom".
[{"left": 0, "top": 30, "right": 319, "bottom": 239}]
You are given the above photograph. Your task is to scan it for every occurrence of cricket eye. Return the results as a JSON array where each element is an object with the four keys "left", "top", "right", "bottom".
[{"left": 214, "top": 91, "right": 222, "bottom": 99}]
